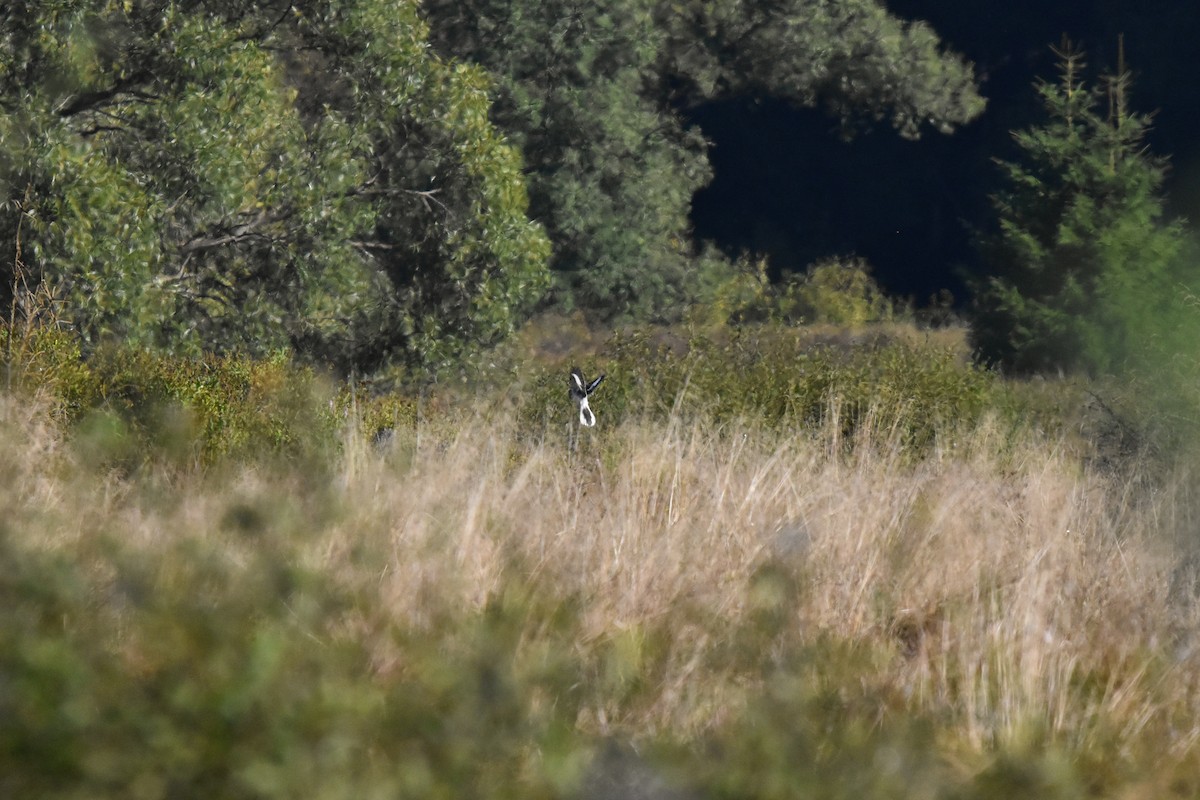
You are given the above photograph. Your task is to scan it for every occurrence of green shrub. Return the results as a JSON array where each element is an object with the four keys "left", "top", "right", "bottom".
[
  {"left": 330, "top": 382, "right": 420, "bottom": 446},
  {"left": 0, "top": 530, "right": 589, "bottom": 799},
  {"left": 0, "top": 325, "right": 102, "bottom": 416},
  {"left": 0, "top": 329, "right": 342, "bottom": 466},
  {"left": 516, "top": 324, "right": 998, "bottom": 453},
  {"left": 781, "top": 257, "right": 894, "bottom": 326},
  {"left": 85, "top": 348, "right": 340, "bottom": 465}
]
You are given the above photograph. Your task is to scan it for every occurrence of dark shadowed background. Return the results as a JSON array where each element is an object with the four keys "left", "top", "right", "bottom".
[{"left": 688, "top": 0, "right": 1200, "bottom": 301}]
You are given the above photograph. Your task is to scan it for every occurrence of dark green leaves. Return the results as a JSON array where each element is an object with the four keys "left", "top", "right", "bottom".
[
  {"left": 0, "top": 0, "right": 551, "bottom": 372},
  {"left": 658, "top": 0, "right": 985, "bottom": 137},
  {"left": 970, "top": 44, "right": 1186, "bottom": 375},
  {"left": 423, "top": 0, "right": 984, "bottom": 322}
]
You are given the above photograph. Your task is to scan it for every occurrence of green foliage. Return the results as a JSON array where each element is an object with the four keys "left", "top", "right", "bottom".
[
  {"left": 0, "top": 530, "right": 587, "bottom": 799},
  {"left": 969, "top": 43, "right": 1188, "bottom": 375},
  {"left": 685, "top": 252, "right": 774, "bottom": 327},
  {"left": 689, "top": 255, "right": 896, "bottom": 329},
  {"left": 423, "top": 0, "right": 985, "bottom": 322},
  {"left": 423, "top": 0, "right": 714, "bottom": 321},
  {"left": 692, "top": 642, "right": 948, "bottom": 800},
  {"left": 334, "top": 381, "right": 420, "bottom": 446},
  {"left": 1, "top": 327, "right": 339, "bottom": 465},
  {"left": 659, "top": 0, "right": 985, "bottom": 137},
  {"left": 519, "top": 324, "right": 996, "bottom": 451},
  {"left": 87, "top": 348, "right": 337, "bottom": 464},
  {"left": 0, "top": 498, "right": 1145, "bottom": 800},
  {"left": 0, "top": 0, "right": 550, "bottom": 372},
  {"left": 0, "top": 0, "right": 984, "bottom": 366},
  {"left": 781, "top": 256, "right": 895, "bottom": 326},
  {"left": 0, "top": 324, "right": 100, "bottom": 415}
]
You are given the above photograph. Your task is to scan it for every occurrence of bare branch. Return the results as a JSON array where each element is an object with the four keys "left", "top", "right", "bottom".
[
  {"left": 346, "top": 184, "right": 448, "bottom": 213},
  {"left": 350, "top": 240, "right": 399, "bottom": 252},
  {"left": 178, "top": 210, "right": 289, "bottom": 254},
  {"left": 78, "top": 125, "right": 126, "bottom": 138},
  {"left": 55, "top": 74, "right": 156, "bottom": 118}
]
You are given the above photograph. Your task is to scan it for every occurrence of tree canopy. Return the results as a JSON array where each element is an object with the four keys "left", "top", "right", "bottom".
[
  {"left": 0, "top": 0, "right": 550, "bottom": 373},
  {"left": 422, "top": 0, "right": 985, "bottom": 320},
  {"left": 1, "top": 0, "right": 985, "bottom": 373}
]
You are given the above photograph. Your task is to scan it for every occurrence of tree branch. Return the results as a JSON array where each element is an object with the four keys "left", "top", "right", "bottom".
[
  {"left": 178, "top": 210, "right": 290, "bottom": 254},
  {"left": 55, "top": 74, "right": 156, "bottom": 118},
  {"left": 350, "top": 240, "right": 400, "bottom": 252},
  {"left": 234, "top": 3, "right": 297, "bottom": 44},
  {"left": 346, "top": 183, "right": 448, "bottom": 213}
]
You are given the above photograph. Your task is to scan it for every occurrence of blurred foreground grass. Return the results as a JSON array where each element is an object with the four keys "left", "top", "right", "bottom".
[{"left": 3, "top": 324, "right": 1200, "bottom": 798}]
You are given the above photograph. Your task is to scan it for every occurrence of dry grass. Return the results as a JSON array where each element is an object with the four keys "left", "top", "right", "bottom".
[
  {"left": 333, "top": 406, "right": 1200, "bottom": 754},
  {"left": 6, "top": 385, "right": 1200, "bottom": 791}
]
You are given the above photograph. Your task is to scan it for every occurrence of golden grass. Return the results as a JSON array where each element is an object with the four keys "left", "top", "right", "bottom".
[
  {"left": 328, "top": 407, "right": 1200, "bottom": 756},
  {"left": 6, "top": 385, "right": 1200, "bottom": 785}
]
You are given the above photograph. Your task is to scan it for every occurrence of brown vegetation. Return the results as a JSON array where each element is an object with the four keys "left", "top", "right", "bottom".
[{"left": 6, "top": 369, "right": 1200, "bottom": 795}]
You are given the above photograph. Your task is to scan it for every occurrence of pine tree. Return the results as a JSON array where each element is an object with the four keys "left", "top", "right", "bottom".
[{"left": 970, "top": 40, "right": 1185, "bottom": 375}]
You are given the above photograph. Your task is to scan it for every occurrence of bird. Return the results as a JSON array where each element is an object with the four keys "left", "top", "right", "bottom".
[{"left": 569, "top": 367, "right": 605, "bottom": 427}]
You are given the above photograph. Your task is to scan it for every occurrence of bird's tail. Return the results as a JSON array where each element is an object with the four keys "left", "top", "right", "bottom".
[{"left": 579, "top": 397, "right": 596, "bottom": 427}]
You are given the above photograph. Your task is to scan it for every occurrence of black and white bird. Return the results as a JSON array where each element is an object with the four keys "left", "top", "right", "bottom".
[{"left": 569, "top": 367, "right": 605, "bottom": 427}]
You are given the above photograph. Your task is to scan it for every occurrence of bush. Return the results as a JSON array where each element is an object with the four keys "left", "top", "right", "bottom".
[
  {"left": 781, "top": 256, "right": 894, "bottom": 326},
  {"left": 0, "top": 327, "right": 341, "bottom": 466},
  {"left": 518, "top": 324, "right": 997, "bottom": 453},
  {"left": 0, "top": 529, "right": 589, "bottom": 799}
]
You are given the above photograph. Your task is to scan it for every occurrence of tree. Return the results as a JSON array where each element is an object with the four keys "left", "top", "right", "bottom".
[
  {"left": 421, "top": 0, "right": 985, "bottom": 321},
  {"left": 656, "top": 0, "right": 983, "bottom": 137},
  {"left": 422, "top": 0, "right": 712, "bottom": 320},
  {"left": 0, "top": 0, "right": 550, "bottom": 373},
  {"left": 969, "top": 42, "right": 1186, "bottom": 375}
]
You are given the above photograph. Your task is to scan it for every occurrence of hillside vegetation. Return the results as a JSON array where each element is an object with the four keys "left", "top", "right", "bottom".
[{"left": 3, "top": 324, "right": 1200, "bottom": 799}]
